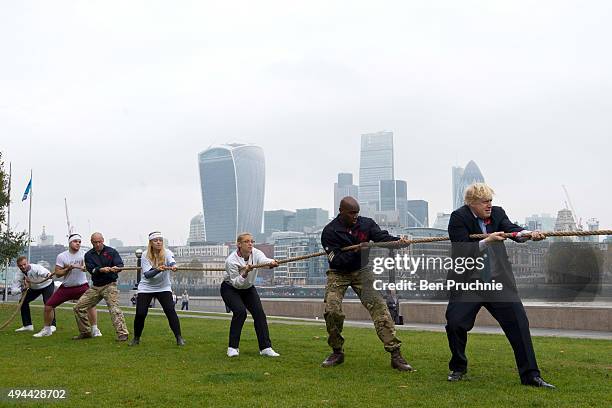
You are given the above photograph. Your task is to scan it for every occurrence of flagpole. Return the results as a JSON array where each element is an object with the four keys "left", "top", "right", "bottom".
[
  {"left": 3, "top": 163, "right": 11, "bottom": 302},
  {"left": 27, "top": 169, "right": 32, "bottom": 260}
]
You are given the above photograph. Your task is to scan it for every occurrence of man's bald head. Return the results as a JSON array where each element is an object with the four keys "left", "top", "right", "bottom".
[
  {"left": 339, "top": 196, "right": 360, "bottom": 213},
  {"left": 338, "top": 196, "right": 360, "bottom": 227},
  {"left": 91, "top": 232, "right": 105, "bottom": 252}
]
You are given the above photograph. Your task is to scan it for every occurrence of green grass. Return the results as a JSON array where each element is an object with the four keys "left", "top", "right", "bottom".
[{"left": 0, "top": 306, "right": 610, "bottom": 408}]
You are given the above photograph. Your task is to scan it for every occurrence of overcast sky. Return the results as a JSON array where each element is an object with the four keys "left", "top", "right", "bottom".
[{"left": 1, "top": 0, "right": 610, "bottom": 246}]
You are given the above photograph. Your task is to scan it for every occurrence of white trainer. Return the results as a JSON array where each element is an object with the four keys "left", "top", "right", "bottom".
[
  {"left": 33, "top": 327, "right": 53, "bottom": 338},
  {"left": 259, "top": 347, "right": 280, "bottom": 357},
  {"left": 50, "top": 325, "right": 57, "bottom": 333},
  {"left": 92, "top": 327, "right": 102, "bottom": 337},
  {"left": 15, "top": 325, "right": 34, "bottom": 332},
  {"left": 227, "top": 347, "right": 239, "bottom": 357}
]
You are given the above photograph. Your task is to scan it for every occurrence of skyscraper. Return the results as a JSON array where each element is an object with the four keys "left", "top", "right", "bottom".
[
  {"left": 264, "top": 210, "right": 296, "bottom": 236},
  {"left": 452, "top": 160, "right": 485, "bottom": 210},
  {"left": 187, "top": 213, "right": 206, "bottom": 245},
  {"left": 359, "top": 131, "right": 394, "bottom": 214},
  {"left": 379, "top": 179, "right": 407, "bottom": 211},
  {"left": 294, "top": 208, "right": 329, "bottom": 232},
  {"left": 198, "top": 143, "right": 265, "bottom": 243},
  {"left": 333, "top": 172, "right": 359, "bottom": 214},
  {"left": 405, "top": 200, "right": 429, "bottom": 228}
]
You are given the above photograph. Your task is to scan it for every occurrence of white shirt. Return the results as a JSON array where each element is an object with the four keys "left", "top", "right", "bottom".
[
  {"left": 10, "top": 264, "right": 53, "bottom": 294},
  {"left": 138, "top": 248, "right": 176, "bottom": 293},
  {"left": 56, "top": 250, "right": 88, "bottom": 287},
  {"left": 224, "top": 248, "right": 273, "bottom": 289}
]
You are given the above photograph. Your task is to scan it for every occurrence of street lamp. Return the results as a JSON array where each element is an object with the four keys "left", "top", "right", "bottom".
[{"left": 134, "top": 248, "right": 143, "bottom": 290}]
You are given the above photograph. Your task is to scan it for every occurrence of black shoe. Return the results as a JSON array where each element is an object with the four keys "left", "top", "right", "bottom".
[
  {"left": 176, "top": 336, "right": 186, "bottom": 346},
  {"left": 390, "top": 350, "right": 414, "bottom": 372},
  {"left": 524, "top": 376, "right": 555, "bottom": 389},
  {"left": 128, "top": 337, "right": 140, "bottom": 346},
  {"left": 447, "top": 370, "right": 466, "bottom": 382},
  {"left": 321, "top": 350, "right": 344, "bottom": 367}
]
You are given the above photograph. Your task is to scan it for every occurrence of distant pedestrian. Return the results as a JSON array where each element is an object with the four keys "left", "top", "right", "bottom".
[{"left": 181, "top": 290, "right": 189, "bottom": 310}]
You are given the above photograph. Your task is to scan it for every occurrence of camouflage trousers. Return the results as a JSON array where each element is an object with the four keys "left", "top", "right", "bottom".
[
  {"left": 324, "top": 268, "right": 401, "bottom": 352},
  {"left": 74, "top": 282, "right": 128, "bottom": 336}
]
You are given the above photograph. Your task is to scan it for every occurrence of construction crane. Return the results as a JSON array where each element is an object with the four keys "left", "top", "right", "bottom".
[
  {"left": 64, "top": 197, "right": 74, "bottom": 237},
  {"left": 562, "top": 185, "right": 583, "bottom": 230}
]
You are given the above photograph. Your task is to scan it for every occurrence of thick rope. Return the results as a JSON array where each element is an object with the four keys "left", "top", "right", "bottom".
[
  {"left": 117, "top": 266, "right": 225, "bottom": 272},
  {"left": 87, "top": 230, "right": 612, "bottom": 273},
  {"left": 0, "top": 288, "right": 29, "bottom": 330}
]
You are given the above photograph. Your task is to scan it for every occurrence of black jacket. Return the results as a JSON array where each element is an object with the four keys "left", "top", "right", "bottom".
[
  {"left": 85, "top": 246, "right": 124, "bottom": 286},
  {"left": 448, "top": 205, "right": 523, "bottom": 288},
  {"left": 321, "top": 215, "right": 399, "bottom": 273}
]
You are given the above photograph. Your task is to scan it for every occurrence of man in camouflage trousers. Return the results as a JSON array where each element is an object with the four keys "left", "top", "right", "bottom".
[
  {"left": 320, "top": 196, "right": 413, "bottom": 371},
  {"left": 73, "top": 232, "right": 129, "bottom": 341}
]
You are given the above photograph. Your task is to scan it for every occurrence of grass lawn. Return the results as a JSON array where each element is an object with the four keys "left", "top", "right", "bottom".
[{"left": 0, "top": 305, "right": 610, "bottom": 408}]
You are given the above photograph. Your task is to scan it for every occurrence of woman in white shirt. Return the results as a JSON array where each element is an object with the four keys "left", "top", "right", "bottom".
[
  {"left": 129, "top": 231, "right": 185, "bottom": 346},
  {"left": 221, "top": 232, "right": 280, "bottom": 357}
]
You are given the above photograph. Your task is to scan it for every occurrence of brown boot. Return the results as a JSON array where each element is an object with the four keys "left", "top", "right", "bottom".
[
  {"left": 72, "top": 332, "right": 93, "bottom": 340},
  {"left": 321, "top": 349, "right": 345, "bottom": 367},
  {"left": 390, "top": 350, "right": 413, "bottom": 371}
]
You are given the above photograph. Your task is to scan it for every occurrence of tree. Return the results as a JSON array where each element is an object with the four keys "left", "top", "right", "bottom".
[{"left": 0, "top": 152, "right": 27, "bottom": 266}]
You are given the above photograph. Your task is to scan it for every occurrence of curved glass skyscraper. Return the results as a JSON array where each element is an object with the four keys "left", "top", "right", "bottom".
[
  {"left": 452, "top": 160, "right": 485, "bottom": 210},
  {"left": 198, "top": 143, "right": 265, "bottom": 243}
]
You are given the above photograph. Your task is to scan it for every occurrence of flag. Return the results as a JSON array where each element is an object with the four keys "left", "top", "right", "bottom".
[{"left": 22, "top": 177, "right": 32, "bottom": 201}]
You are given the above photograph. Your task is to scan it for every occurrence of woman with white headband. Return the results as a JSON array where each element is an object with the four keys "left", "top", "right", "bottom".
[{"left": 129, "top": 231, "right": 185, "bottom": 346}]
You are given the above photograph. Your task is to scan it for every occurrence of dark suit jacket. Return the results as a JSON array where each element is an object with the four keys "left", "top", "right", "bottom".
[{"left": 448, "top": 205, "right": 524, "bottom": 289}]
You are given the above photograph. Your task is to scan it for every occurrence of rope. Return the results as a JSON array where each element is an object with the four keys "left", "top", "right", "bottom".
[
  {"left": 0, "top": 288, "right": 29, "bottom": 330},
  {"left": 65, "top": 230, "right": 612, "bottom": 274},
  {"left": 469, "top": 229, "right": 612, "bottom": 240},
  {"left": 117, "top": 266, "right": 226, "bottom": 272}
]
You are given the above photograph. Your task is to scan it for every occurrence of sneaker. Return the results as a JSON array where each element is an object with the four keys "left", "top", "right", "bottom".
[
  {"left": 259, "top": 347, "right": 280, "bottom": 357},
  {"left": 50, "top": 325, "right": 57, "bottom": 333},
  {"left": 227, "top": 347, "right": 239, "bottom": 357},
  {"left": 33, "top": 327, "right": 53, "bottom": 338},
  {"left": 15, "top": 325, "right": 34, "bottom": 332},
  {"left": 92, "top": 327, "right": 102, "bottom": 337}
]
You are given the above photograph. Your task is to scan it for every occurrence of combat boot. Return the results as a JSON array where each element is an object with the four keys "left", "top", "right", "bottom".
[
  {"left": 391, "top": 350, "right": 413, "bottom": 371},
  {"left": 321, "top": 349, "right": 345, "bottom": 367}
]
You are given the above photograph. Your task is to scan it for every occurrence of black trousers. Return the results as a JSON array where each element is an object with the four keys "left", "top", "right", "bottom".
[
  {"left": 220, "top": 281, "right": 271, "bottom": 350},
  {"left": 21, "top": 285, "right": 56, "bottom": 327},
  {"left": 445, "top": 296, "right": 540, "bottom": 383},
  {"left": 134, "top": 291, "right": 181, "bottom": 338}
]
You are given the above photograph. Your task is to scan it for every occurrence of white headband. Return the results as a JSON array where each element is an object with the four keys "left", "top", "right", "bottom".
[
  {"left": 148, "top": 231, "right": 163, "bottom": 240},
  {"left": 68, "top": 233, "right": 82, "bottom": 243}
]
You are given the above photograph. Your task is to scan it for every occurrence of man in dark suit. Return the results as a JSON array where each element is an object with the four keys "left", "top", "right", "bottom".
[{"left": 445, "top": 183, "right": 555, "bottom": 388}]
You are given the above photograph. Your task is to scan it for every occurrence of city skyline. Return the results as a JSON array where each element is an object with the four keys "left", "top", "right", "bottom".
[
  {"left": 6, "top": 143, "right": 605, "bottom": 247},
  {"left": 1, "top": 1, "right": 610, "bottom": 246}
]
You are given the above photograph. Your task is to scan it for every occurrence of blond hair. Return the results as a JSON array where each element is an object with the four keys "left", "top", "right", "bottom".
[
  {"left": 464, "top": 183, "right": 495, "bottom": 205},
  {"left": 146, "top": 239, "right": 166, "bottom": 268},
  {"left": 236, "top": 232, "right": 253, "bottom": 244}
]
